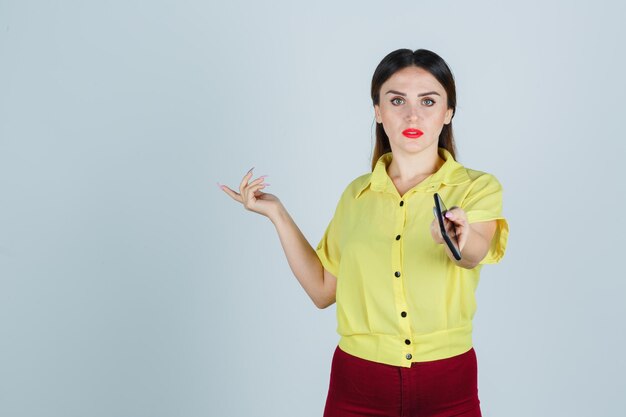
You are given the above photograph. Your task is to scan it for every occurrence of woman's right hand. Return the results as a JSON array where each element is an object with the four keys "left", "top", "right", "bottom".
[{"left": 218, "top": 167, "right": 282, "bottom": 219}]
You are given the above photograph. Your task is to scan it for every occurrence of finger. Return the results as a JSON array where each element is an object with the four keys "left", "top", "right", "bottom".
[
  {"left": 252, "top": 182, "right": 269, "bottom": 192},
  {"left": 249, "top": 175, "right": 269, "bottom": 186},
  {"left": 244, "top": 182, "right": 268, "bottom": 201},
  {"left": 458, "top": 232, "right": 468, "bottom": 251},
  {"left": 220, "top": 184, "right": 243, "bottom": 203},
  {"left": 431, "top": 218, "right": 443, "bottom": 241},
  {"left": 252, "top": 186, "right": 268, "bottom": 197},
  {"left": 445, "top": 218, "right": 463, "bottom": 241},
  {"left": 239, "top": 167, "right": 255, "bottom": 191},
  {"left": 430, "top": 219, "right": 437, "bottom": 237},
  {"left": 446, "top": 207, "right": 467, "bottom": 221},
  {"left": 443, "top": 218, "right": 455, "bottom": 236},
  {"left": 445, "top": 212, "right": 466, "bottom": 230},
  {"left": 453, "top": 223, "right": 466, "bottom": 249}
]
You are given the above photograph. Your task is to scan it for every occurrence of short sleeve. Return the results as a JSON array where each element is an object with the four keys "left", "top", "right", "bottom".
[
  {"left": 462, "top": 173, "right": 509, "bottom": 264},
  {"left": 315, "top": 190, "right": 347, "bottom": 278}
]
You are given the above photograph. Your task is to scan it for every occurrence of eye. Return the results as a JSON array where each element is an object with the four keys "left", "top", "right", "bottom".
[
  {"left": 391, "top": 97, "right": 404, "bottom": 105},
  {"left": 422, "top": 98, "right": 435, "bottom": 106}
]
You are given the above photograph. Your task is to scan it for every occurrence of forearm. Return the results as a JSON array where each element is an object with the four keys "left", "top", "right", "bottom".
[{"left": 269, "top": 205, "right": 327, "bottom": 308}]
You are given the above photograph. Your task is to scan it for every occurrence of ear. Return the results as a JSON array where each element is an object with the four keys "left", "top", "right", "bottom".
[
  {"left": 374, "top": 104, "right": 382, "bottom": 124},
  {"left": 444, "top": 107, "right": 454, "bottom": 125}
]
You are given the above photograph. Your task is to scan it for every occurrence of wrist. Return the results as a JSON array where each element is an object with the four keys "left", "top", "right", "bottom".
[{"left": 269, "top": 203, "right": 289, "bottom": 225}]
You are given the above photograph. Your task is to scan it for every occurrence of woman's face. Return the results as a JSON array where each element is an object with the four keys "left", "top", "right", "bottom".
[{"left": 374, "top": 66, "right": 453, "bottom": 155}]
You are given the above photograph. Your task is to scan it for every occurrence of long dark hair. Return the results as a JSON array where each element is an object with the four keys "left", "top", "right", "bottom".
[{"left": 370, "top": 49, "right": 458, "bottom": 171}]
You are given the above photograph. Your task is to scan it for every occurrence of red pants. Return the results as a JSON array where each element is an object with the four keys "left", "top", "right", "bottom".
[{"left": 323, "top": 345, "right": 482, "bottom": 417}]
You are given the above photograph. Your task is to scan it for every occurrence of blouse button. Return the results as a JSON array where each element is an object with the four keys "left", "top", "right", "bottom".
[
  {"left": 405, "top": 339, "right": 411, "bottom": 345},
  {"left": 399, "top": 201, "right": 404, "bottom": 207},
  {"left": 401, "top": 311, "right": 407, "bottom": 317},
  {"left": 406, "top": 354, "right": 412, "bottom": 360},
  {"left": 394, "top": 271, "right": 401, "bottom": 277},
  {"left": 395, "top": 235, "right": 401, "bottom": 240}
]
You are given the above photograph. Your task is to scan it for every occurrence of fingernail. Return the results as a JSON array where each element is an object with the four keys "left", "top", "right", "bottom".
[
  {"left": 247, "top": 166, "right": 255, "bottom": 174},
  {"left": 259, "top": 174, "right": 269, "bottom": 178},
  {"left": 216, "top": 182, "right": 224, "bottom": 190},
  {"left": 445, "top": 212, "right": 453, "bottom": 219},
  {"left": 263, "top": 183, "right": 271, "bottom": 186}
]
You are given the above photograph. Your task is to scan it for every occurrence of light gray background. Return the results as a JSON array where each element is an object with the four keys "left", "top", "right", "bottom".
[{"left": 1, "top": 1, "right": 625, "bottom": 416}]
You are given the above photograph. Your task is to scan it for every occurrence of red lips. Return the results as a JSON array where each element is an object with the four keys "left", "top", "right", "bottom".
[{"left": 402, "top": 128, "right": 424, "bottom": 138}]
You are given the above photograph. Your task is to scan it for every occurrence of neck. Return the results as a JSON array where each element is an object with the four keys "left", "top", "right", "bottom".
[{"left": 386, "top": 146, "right": 444, "bottom": 182}]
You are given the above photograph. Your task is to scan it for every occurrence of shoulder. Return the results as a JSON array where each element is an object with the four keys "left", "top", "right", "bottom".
[
  {"left": 457, "top": 163, "right": 503, "bottom": 189},
  {"left": 342, "top": 172, "right": 372, "bottom": 198},
  {"left": 456, "top": 164, "right": 505, "bottom": 214},
  {"left": 325, "top": 172, "right": 372, "bottom": 215}
]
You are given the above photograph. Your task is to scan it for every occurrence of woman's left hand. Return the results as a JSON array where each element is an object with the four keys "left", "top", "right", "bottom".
[{"left": 430, "top": 206, "right": 470, "bottom": 252}]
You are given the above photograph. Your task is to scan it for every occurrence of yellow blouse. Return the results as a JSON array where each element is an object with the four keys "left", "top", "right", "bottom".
[{"left": 315, "top": 147, "right": 509, "bottom": 367}]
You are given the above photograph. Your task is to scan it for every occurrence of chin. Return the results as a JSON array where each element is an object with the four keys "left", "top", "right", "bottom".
[{"left": 401, "top": 138, "right": 435, "bottom": 149}]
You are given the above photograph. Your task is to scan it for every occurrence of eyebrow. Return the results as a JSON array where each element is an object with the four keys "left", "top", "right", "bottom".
[{"left": 385, "top": 90, "right": 441, "bottom": 97}]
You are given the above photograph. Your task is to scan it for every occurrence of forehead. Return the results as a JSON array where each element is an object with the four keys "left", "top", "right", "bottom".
[{"left": 381, "top": 66, "right": 445, "bottom": 95}]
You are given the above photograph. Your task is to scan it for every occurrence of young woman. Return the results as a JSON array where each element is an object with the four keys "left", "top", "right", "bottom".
[{"left": 219, "top": 48, "right": 509, "bottom": 417}]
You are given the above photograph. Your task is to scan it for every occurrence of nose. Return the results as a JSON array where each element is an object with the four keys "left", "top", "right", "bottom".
[{"left": 405, "top": 103, "right": 422, "bottom": 122}]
